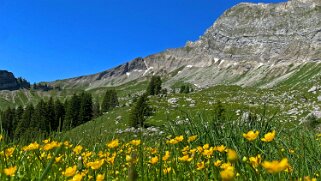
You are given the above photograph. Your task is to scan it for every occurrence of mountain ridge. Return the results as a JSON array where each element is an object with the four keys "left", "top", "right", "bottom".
[{"left": 49, "top": 0, "right": 321, "bottom": 90}]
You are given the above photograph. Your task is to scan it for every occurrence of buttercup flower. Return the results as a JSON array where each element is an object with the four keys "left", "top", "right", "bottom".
[
  {"left": 243, "top": 130, "right": 260, "bottom": 141},
  {"left": 261, "top": 130, "right": 276, "bottom": 142}
]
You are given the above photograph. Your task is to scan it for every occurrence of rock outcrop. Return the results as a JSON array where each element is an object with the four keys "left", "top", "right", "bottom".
[
  {"left": 51, "top": 0, "right": 321, "bottom": 89},
  {"left": 0, "top": 70, "right": 19, "bottom": 91}
]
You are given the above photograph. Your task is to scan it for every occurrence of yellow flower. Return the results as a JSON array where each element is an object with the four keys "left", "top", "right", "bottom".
[
  {"left": 174, "top": 135, "right": 184, "bottom": 142},
  {"left": 203, "top": 144, "right": 210, "bottom": 150},
  {"left": 166, "top": 139, "right": 178, "bottom": 145},
  {"left": 220, "top": 166, "right": 235, "bottom": 181},
  {"left": 87, "top": 159, "right": 104, "bottom": 170},
  {"left": 162, "top": 151, "right": 170, "bottom": 161},
  {"left": 73, "top": 145, "right": 83, "bottom": 155},
  {"left": 261, "top": 130, "right": 276, "bottom": 142},
  {"left": 203, "top": 148, "right": 214, "bottom": 157},
  {"left": 4, "top": 166, "right": 17, "bottom": 176},
  {"left": 23, "top": 142, "right": 40, "bottom": 151},
  {"left": 249, "top": 154, "right": 261, "bottom": 168},
  {"left": 69, "top": 173, "right": 83, "bottom": 181},
  {"left": 262, "top": 158, "right": 290, "bottom": 173},
  {"left": 43, "top": 141, "right": 61, "bottom": 151},
  {"left": 130, "top": 139, "right": 141, "bottom": 146},
  {"left": 243, "top": 130, "right": 260, "bottom": 141},
  {"left": 227, "top": 149, "right": 238, "bottom": 162},
  {"left": 178, "top": 155, "right": 193, "bottom": 162},
  {"left": 62, "top": 165, "right": 77, "bottom": 177},
  {"left": 163, "top": 167, "right": 172, "bottom": 174},
  {"left": 0, "top": 134, "right": 2, "bottom": 141},
  {"left": 196, "top": 161, "right": 205, "bottom": 170},
  {"left": 96, "top": 174, "right": 105, "bottom": 181},
  {"left": 214, "top": 145, "right": 226, "bottom": 152},
  {"left": 188, "top": 135, "right": 197, "bottom": 142},
  {"left": 5, "top": 147, "right": 15, "bottom": 157},
  {"left": 55, "top": 156, "right": 63, "bottom": 163},
  {"left": 214, "top": 160, "right": 222, "bottom": 167},
  {"left": 149, "top": 156, "right": 159, "bottom": 165},
  {"left": 107, "top": 139, "right": 119, "bottom": 149},
  {"left": 220, "top": 162, "right": 233, "bottom": 170}
]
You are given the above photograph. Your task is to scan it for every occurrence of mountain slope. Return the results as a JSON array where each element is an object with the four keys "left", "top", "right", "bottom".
[{"left": 51, "top": 0, "right": 321, "bottom": 90}]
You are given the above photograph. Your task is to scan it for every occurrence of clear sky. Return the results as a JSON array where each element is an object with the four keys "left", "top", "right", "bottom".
[{"left": 0, "top": 0, "right": 286, "bottom": 83}]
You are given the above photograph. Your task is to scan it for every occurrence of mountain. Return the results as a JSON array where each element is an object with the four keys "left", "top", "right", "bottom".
[
  {"left": 0, "top": 70, "right": 30, "bottom": 91},
  {"left": 52, "top": 0, "right": 321, "bottom": 90}
]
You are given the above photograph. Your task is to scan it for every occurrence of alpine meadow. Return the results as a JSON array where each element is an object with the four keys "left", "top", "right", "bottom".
[{"left": 1, "top": 0, "right": 321, "bottom": 180}]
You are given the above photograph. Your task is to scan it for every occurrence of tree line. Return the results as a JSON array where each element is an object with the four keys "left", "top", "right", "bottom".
[{"left": 0, "top": 90, "right": 119, "bottom": 142}]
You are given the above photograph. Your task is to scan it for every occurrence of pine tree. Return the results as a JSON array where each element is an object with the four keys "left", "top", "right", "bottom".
[
  {"left": 129, "top": 94, "right": 152, "bottom": 128},
  {"left": 46, "top": 97, "right": 56, "bottom": 132},
  {"left": 64, "top": 94, "right": 81, "bottom": 131},
  {"left": 14, "top": 104, "right": 34, "bottom": 140},
  {"left": 54, "top": 99, "right": 65, "bottom": 132},
  {"left": 79, "top": 92, "right": 93, "bottom": 125},
  {"left": 31, "top": 100, "right": 49, "bottom": 134},
  {"left": 93, "top": 101, "right": 101, "bottom": 118},
  {"left": 102, "top": 90, "right": 119, "bottom": 112},
  {"left": 146, "top": 76, "right": 162, "bottom": 96}
]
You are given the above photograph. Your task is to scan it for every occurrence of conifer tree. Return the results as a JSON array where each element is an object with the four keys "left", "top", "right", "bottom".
[
  {"left": 14, "top": 104, "right": 34, "bottom": 140},
  {"left": 79, "top": 92, "right": 93, "bottom": 125},
  {"left": 54, "top": 99, "right": 65, "bottom": 132},
  {"left": 129, "top": 94, "right": 152, "bottom": 128},
  {"left": 64, "top": 94, "right": 81, "bottom": 130},
  {"left": 101, "top": 90, "right": 119, "bottom": 112},
  {"left": 146, "top": 76, "right": 162, "bottom": 96},
  {"left": 46, "top": 97, "right": 56, "bottom": 132}
]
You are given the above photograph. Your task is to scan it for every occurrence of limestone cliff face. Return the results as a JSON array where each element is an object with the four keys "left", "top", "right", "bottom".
[
  {"left": 52, "top": 0, "right": 321, "bottom": 89},
  {"left": 0, "top": 70, "right": 19, "bottom": 91}
]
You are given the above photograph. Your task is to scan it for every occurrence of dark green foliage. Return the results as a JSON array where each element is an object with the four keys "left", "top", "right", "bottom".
[
  {"left": 64, "top": 94, "right": 81, "bottom": 130},
  {"left": 93, "top": 101, "right": 102, "bottom": 118},
  {"left": 180, "top": 84, "right": 192, "bottom": 94},
  {"left": 146, "top": 76, "right": 162, "bottom": 96},
  {"left": 14, "top": 104, "right": 34, "bottom": 140},
  {"left": 101, "top": 90, "right": 119, "bottom": 112},
  {"left": 46, "top": 97, "right": 56, "bottom": 132},
  {"left": 0, "top": 107, "right": 15, "bottom": 139},
  {"left": 214, "top": 100, "right": 225, "bottom": 120},
  {"left": 129, "top": 94, "right": 152, "bottom": 128},
  {"left": 16, "top": 77, "right": 31, "bottom": 89},
  {"left": 54, "top": 99, "right": 65, "bottom": 132},
  {"left": 79, "top": 92, "right": 93, "bottom": 125},
  {"left": 31, "top": 100, "right": 49, "bottom": 134}
]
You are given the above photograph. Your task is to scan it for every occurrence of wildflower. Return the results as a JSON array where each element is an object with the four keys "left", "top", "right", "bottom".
[
  {"left": 220, "top": 166, "right": 235, "bottom": 181},
  {"left": 261, "top": 130, "right": 276, "bottom": 142},
  {"left": 96, "top": 174, "right": 105, "bottom": 181},
  {"left": 262, "top": 158, "right": 290, "bottom": 173},
  {"left": 214, "top": 160, "right": 222, "bottom": 167},
  {"left": 166, "top": 139, "right": 178, "bottom": 145},
  {"left": 249, "top": 154, "right": 261, "bottom": 168},
  {"left": 43, "top": 141, "right": 61, "bottom": 151},
  {"left": 87, "top": 159, "right": 104, "bottom": 170},
  {"left": 0, "top": 134, "right": 2, "bottom": 141},
  {"left": 107, "top": 139, "right": 119, "bottom": 149},
  {"left": 178, "top": 155, "right": 193, "bottom": 162},
  {"left": 220, "top": 162, "right": 233, "bottom": 170},
  {"left": 214, "top": 145, "right": 226, "bottom": 152},
  {"left": 23, "top": 142, "right": 40, "bottom": 151},
  {"left": 150, "top": 148, "right": 158, "bottom": 154},
  {"left": 163, "top": 167, "right": 172, "bottom": 174},
  {"left": 242, "top": 156, "right": 248, "bottom": 162},
  {"left": 203, "top": 144, "right": 210, "bottom": 150},
  {"left": 162, "top": 151, "right": 170, "bottom": 161},
  {"left": 70, "top": 173, "right": 83, "bottom": 181},
  {"left": 243, "top": 130, "right": 259, "bottom": 141},
  {"left": 62, "top": 165, "right": 77, "bottom": 177},
  {"left": 73, "top": 145, "right": 83, "bottom": 155},
  {"left": 130, "top": 139, "right": 141, "bottom": 146},
  {"left": 5, "top": 147, "right": 15, "bottom": 157},
  {"left": 304, "top": 176, "right": 317, "bottom": 181},
  {"left": 227, "top": 149, "right": 238, "bottom": 162},
  {"left": 4, "top": 166, "right": 17, "bottom": 176},
  {"left": 188, "top": 135, "right": 197, "bottom": 142},
  {"left": 197, "top": 161, "right": 205, "bottom": 170},
  {"left": 149, "top": 156, "right": 159, "bottom": 165},
  {"left": 203, "top": 148, "right": 214, "bottom": 157},
  {"left": 55, "top": 156, "right": 63, "bottom": 163},
  {"left": 175, "top": 135, "right": 184, "bottom": 142}
]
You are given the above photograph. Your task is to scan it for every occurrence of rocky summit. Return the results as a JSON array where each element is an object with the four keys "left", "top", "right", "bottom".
[
  {"left": 0, "top": 70, "right": 19, "bottom": 91},
  {"left": 52, "top": 0, "right": 321, "bottom": 90}
]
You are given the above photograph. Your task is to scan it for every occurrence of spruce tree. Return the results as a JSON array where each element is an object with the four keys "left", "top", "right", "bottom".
[
  {"left": 146, "top": 76, "right": 162, "bottom": 96},
  {"left": 64, "top": 94, "right": 81, "bottom": 130},
  {"left": 79, "top": 92, "right": 93, "bottom": 125},
  {"left": 14, "top": 104, "right": 34, "bottom": 140},
  {"left": 46, "top": 97, "right": 56, "bottom": 132},
  {"left": 129, "top": 94, "right": 152, "bottom": 128},
  {"left": 101, "top": 90, "right": 119, "bottom": 112},
  {"left": 54, "top": 99, "right": 65, "bottom": 132}
]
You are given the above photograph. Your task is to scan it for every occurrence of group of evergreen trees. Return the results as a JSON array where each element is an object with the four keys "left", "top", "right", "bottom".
[
  {"left": 0, "top": 92, "right": 96, "bottom": 141},
  {"left": 101, "top": 90, "right": 119, "bottom": 112}
]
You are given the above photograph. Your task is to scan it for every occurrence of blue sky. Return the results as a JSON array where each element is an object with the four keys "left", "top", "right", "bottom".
[{"left": 0, "top": 0, "right": 286, "bottom": 83}]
